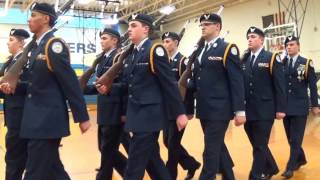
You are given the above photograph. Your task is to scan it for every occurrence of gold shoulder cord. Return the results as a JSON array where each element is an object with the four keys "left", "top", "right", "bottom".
[
  {"left": 45, "top": 37, "right": 70, "bottom": 72},
  {"left": 149, "top": 43, "right": 169, "bottom": 74}
]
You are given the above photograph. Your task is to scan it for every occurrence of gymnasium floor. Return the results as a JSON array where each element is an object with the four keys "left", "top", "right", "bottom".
[{"left": 1, "top": 106, "right": 320, "bottom": 180}]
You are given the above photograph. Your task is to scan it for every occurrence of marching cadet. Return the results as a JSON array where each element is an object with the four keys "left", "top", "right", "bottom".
[
  {"left": 1, "top": 3, "right": 90, "bottom": 180},
  {"left": 241, "top": 26, "right": 286, "bottom": 180},
  {"left": 99, "top": 13, "right": 188, "bottom": 180},
  {"left": 188, "top": 13, "right": 246, "bottom": 180},
  {"left": 161, "top": 31, "right": 201, "bottom": 180},
  {"left": 281, "top": 35, "right": 320, "bottom": 178},
  {"left": 0, "top": 28, "right": 29, "bottom": 180},
  {"left": 83, "top": 28, "right": 127, "bottom": 180}
]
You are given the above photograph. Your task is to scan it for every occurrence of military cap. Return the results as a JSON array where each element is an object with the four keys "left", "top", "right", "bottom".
[
  {"left": 128, "top": 13, "right": 154, "bottom": 28},
  {"left": 9, "top": 28, "right": 30, "bottom": 39},
  {"left": 161, "top": 32, "right": 180, "bottom": 41},
  {"left": 100, "top": 28, "right": 120, "bottom": 40},
  {"left": 30, "top": 2, "right": 57, "bottom": 21},
  {"left": 284, "top": 35, "right": 299, "bottom": 47},
  {"left": 246, "top": 26, "right": 265, "bottom": 37},
  {"left": 200, "top": 13, "right": 222, "bottom": 24}
]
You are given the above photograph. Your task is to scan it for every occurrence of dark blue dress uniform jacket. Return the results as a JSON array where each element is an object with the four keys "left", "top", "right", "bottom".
[
  {"left": 242, "top": 49, "right": 286, "bottom": 120},
  {"left": 284, "top": 55, "right": 319, "bottom": 115},
  {"left": 1, "top": 53, "right": 28, "bottom": 129},
  {"left": 84, "top": 49, "right": 123, "bottom": 125},
  {"left": 190, "top": 38, "right": 245, "bottom": 121},
  {"left": 122, "top": 39, "right": 185, "bottom": 132},
  {"left": 20, "top": 31, "right": 89, "bottom": 139}
]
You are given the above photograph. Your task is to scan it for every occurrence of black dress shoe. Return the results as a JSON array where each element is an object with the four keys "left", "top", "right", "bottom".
[
  {"left": 293, "top": 160, "right": 307, "bottom": 170},
  {"left": 184, "top": 162, "right": 201, "bottom": 180},
  {"left": 281, "top": 170, "right": 294, "bottom": 179},
  {"left": 262, "top": 173, "right": 277, "bottom": 180},
  {"left": 262, "top": 169, "right": 278, "bottom": 180}
]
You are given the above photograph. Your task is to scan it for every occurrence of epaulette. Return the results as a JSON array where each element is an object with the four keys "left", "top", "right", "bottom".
[
  {"left": 223, "top": 43, "right": 239, "bottom": 67},
  {"left": 149, "top": 43, "right": 169, "bottom": 74}
]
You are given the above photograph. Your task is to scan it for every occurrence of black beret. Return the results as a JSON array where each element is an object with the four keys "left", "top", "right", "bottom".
[
  {"left": 100, "top": 28, "right": 120, "bottom": 39},
  {"left": 246, "top": 26, "right": 265, "bottom": 37},
  {"left": 284, "top": 35, "right": 299, "bottom": 46},
  {"left": 9, "top": 28, "right": 30, "bottom": 39},
  {"left": 30, "top": 2, "right": 57, "bottom": 21},
  {"left": 128, "top": 13, "right": 154, "bottom": 28},
  {"left": 200, "top": 13, "right": 222, "bottom": 24},
  {"left": 161, "top": 32, "right": 180, "bottom": 41}
]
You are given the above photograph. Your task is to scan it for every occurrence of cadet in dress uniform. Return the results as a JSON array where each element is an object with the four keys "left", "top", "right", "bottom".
[
  {"left": 83, "top": 28, "right": 127, "bottom": 180},
  {"left": 1, "top": 3, "right": 91, "bottom": 180},
  {"left": 0, "top": 28, "right": 29, "bottom": 180},
  {"left": 188, "top": 13, "right": 246, "bottom": 180},
  {"left": 161, "top": 32, "right": 201, "bottom": 180},
  {"left": 281, "top": 35, "right": 320, "bottom": 178},
  {"left": 241, "top": 27, "right": 286, "bottom": 180},
  {"left": 108, "top": 13, "right": 188, "bottom": 180}
]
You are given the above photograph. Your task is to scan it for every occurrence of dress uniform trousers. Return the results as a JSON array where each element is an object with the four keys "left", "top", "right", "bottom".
[
  {"left": 163, "top": 120, "right": 200, "bottom": 179},
  {"left": 199, "top": 119, "right": 234, "bottom": 180},
  {"left": 96, "top": 124, "right": 127, "bottom": 180},
  {"left": 23, "top": 139, "right": 70, "bottom": 180},
  {"left": 5, "top": 128, "right": 28, "bottom": 180},
  {"left": 120, "top": 131, "right": 163, "bottom": 180},
  {"left": 124, "top": 131, "right": 171, "bottom": 180},
  {"left": 283, "top": 115, "right": 307, "bottom": 170},
  {"left": 244, "top": 120, "right": 278, "bottom": 179}
]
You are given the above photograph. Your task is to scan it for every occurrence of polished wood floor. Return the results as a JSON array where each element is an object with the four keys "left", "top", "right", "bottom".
[{"left": 1, "top": 106, "right": 320, "bottom": 180}]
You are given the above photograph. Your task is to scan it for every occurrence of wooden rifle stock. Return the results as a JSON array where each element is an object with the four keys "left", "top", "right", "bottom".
[
  {"left": 178, "top": 38, "right": 205, "bottom": 99},
  {"left": 78, "top": 51, "right": 105, "bottom": 90},
  {"left": 96, "top": 44, "right": 134, "bottom": 89}
]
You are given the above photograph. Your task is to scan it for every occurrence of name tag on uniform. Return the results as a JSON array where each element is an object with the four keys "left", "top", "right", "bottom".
[
  {"left": 136, "top": 62, "right": 149, "bottom": 66},
  {"left": 172, "top": 68, "right": 178, "bottom": 71},
  {"left": 208, "top": 56, "right": 223, "bottom": 61},
  {"left": 36, "top": 54, "right": 46, "bottom": 61},
  {"left": 257, "top": 62, "right": 269, "bottom": 68}
]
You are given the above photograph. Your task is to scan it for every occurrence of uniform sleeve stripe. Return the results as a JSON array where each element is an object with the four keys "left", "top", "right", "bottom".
[
  {"left": 269, "top": 52, "right": 277, "bottom": 75},
  {"left": 223, "top": 43, "right": 233, "bottom": 67}
]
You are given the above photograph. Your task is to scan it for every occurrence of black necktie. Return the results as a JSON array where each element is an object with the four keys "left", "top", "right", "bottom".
[
  {"left": 204, "top": 44, "right": 209, "bottom": 53},
  {"left": 288, "top": 58, "right": 293, "bottom": 73},
  {"left": 130, "top": 48, "right": 138, "bottom": 64},
  {"left": 133, "top": 48, "right": 138, "bottom": 57},
  {"left": 250, "top": 55, "right": 256, "bottom": 69}
]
